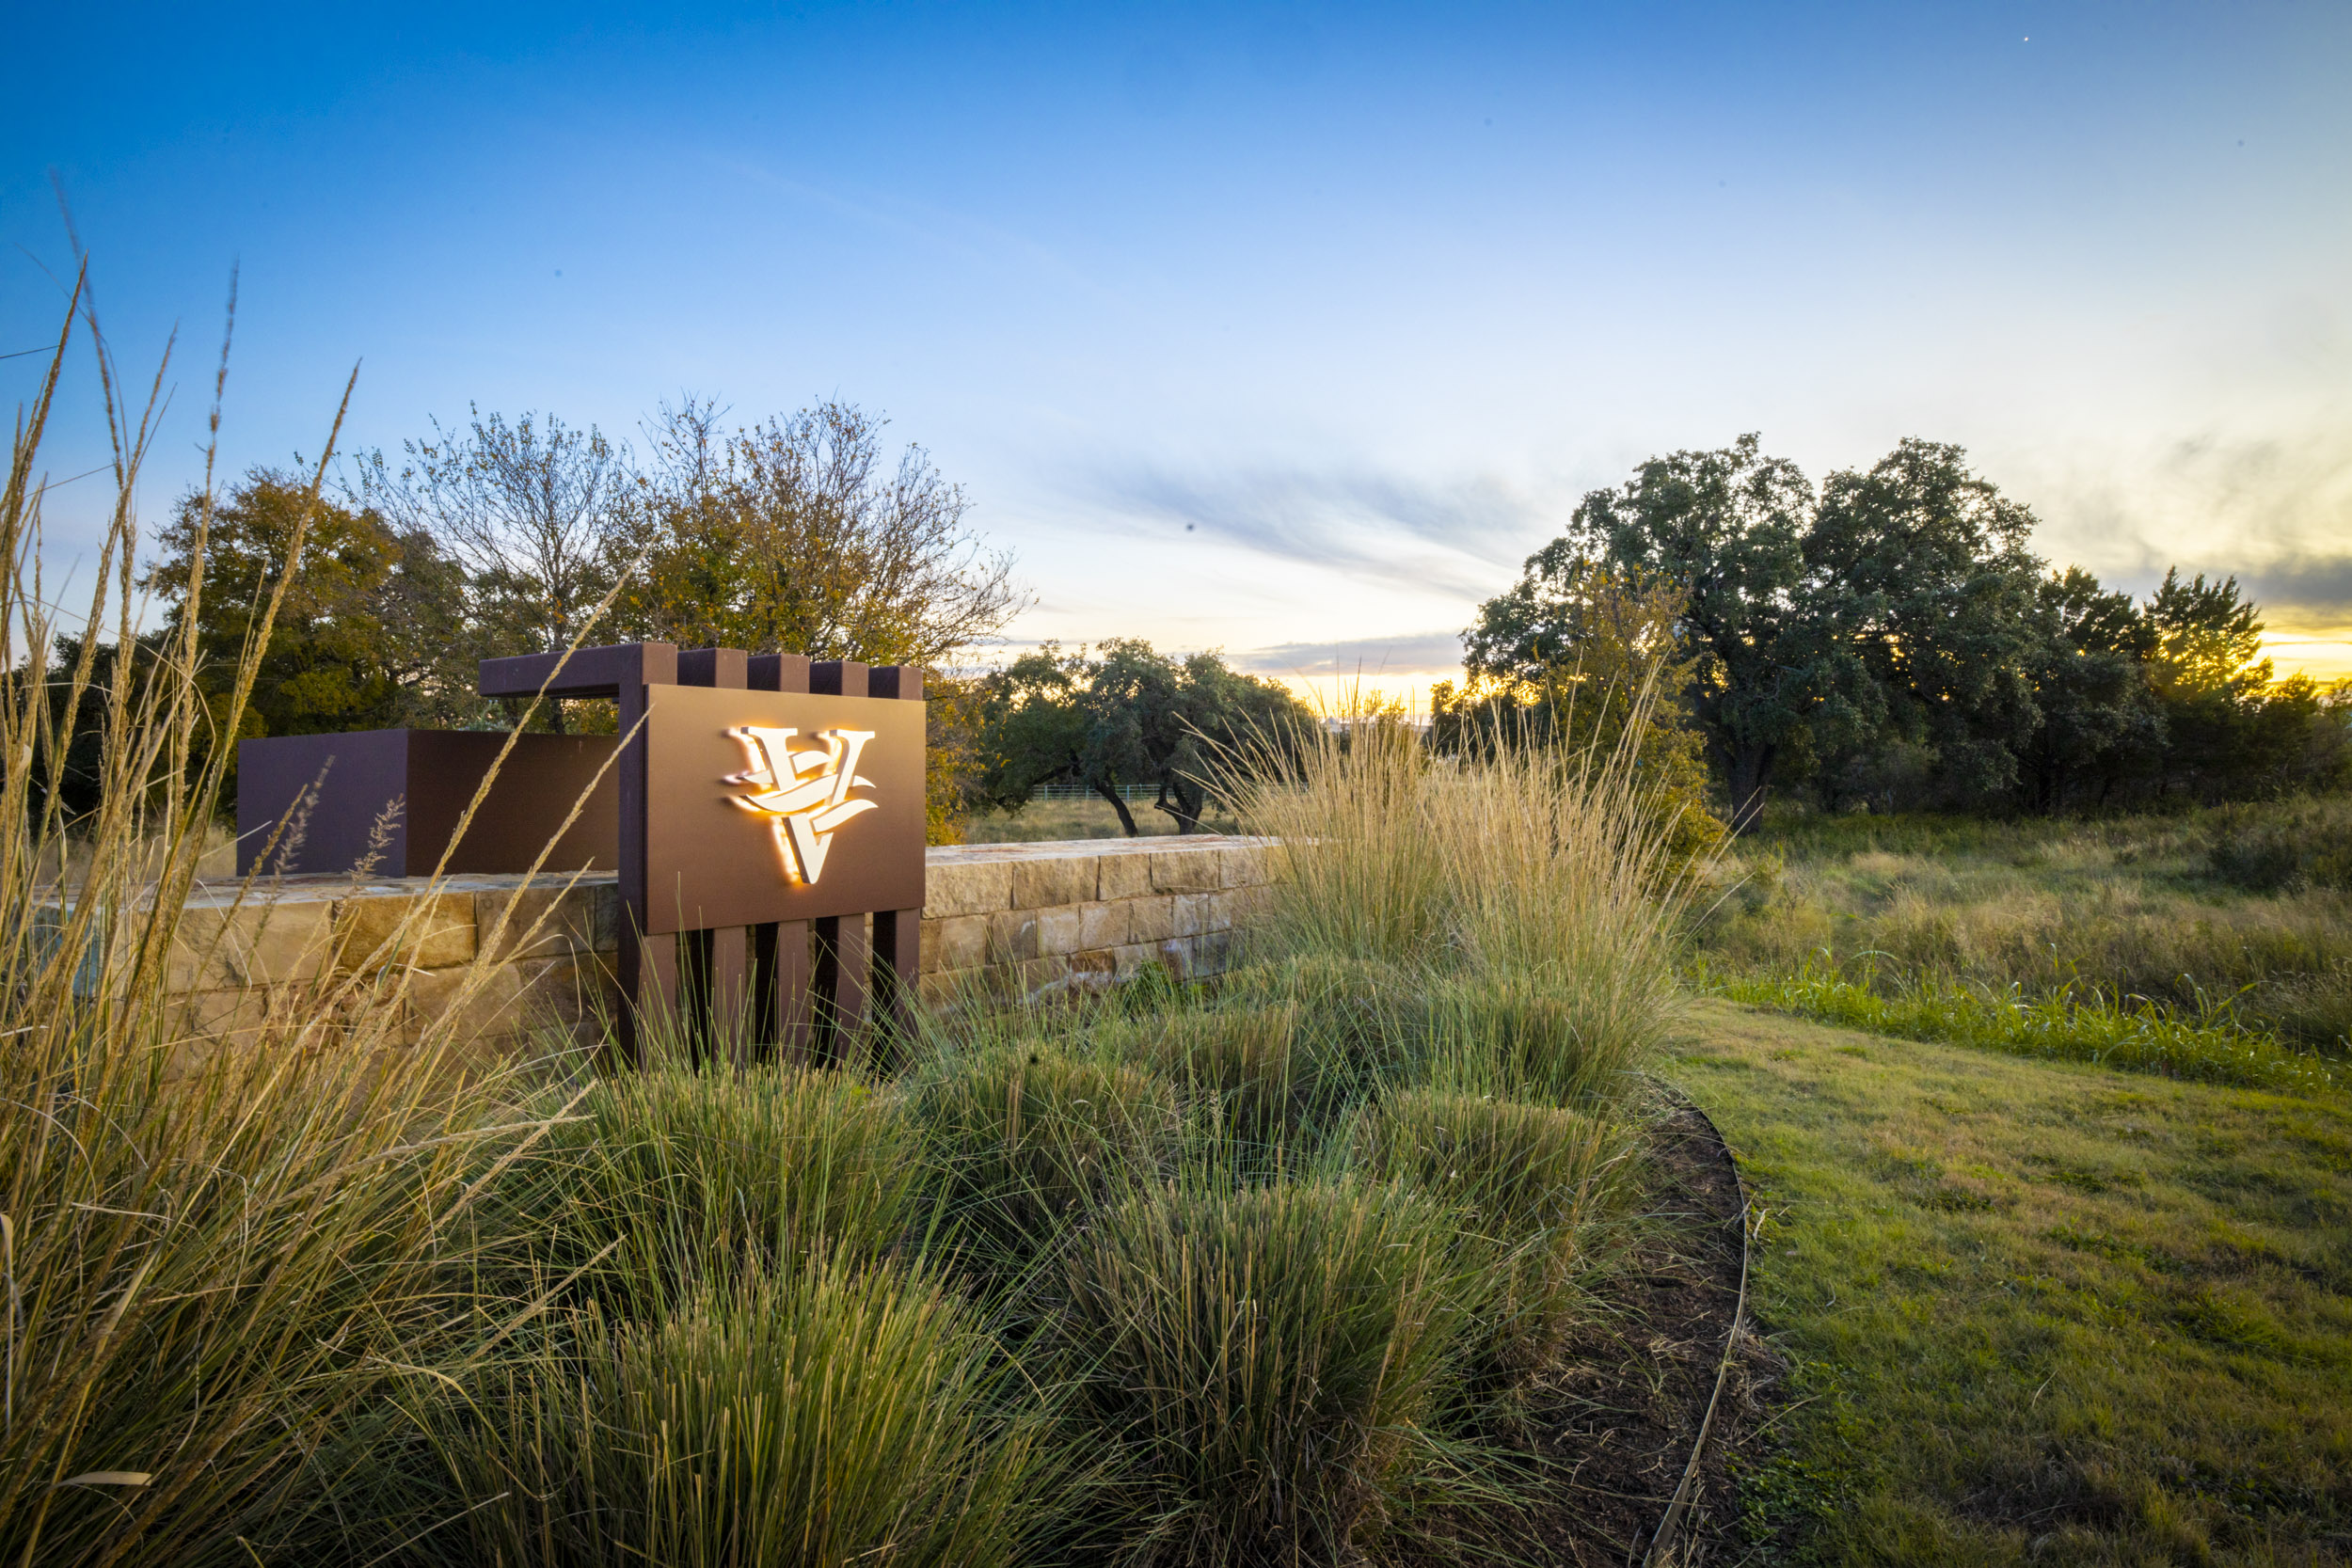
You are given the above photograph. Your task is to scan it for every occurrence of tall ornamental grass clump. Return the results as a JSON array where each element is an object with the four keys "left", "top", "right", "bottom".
[
  {"left": 1232, "top": 700, "right": 1703, "bottom": 1072},
  {"left": 1357, "top": 1089, "right": 1630, "bottom": 1370},
  {"left": 439, "top": 1259, "right": 1057, "bottom": 1568},
  {"left": 508, "top": 1060, "right": 928, "bottom": 1314},
  {"left": 1096, "top": 998, "right": 1369, "bottom": 1163},
  {"left": 914, "top": 1042, "right": 1180, "bottom": 1260},
  {"left": 1061, "top": 1178, "right": 1477, "bottom": 1565},
  {"left": 0, "top": 282, "right": 609, "bottom": 1564}
]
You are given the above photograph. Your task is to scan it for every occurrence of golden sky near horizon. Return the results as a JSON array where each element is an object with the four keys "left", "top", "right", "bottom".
[{"left": 1270, "top": 626, "right": 2352, "bottom": 721}]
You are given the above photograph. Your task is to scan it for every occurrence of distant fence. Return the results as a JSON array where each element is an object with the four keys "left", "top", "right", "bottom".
[{"left": 1024, "top": 784, "right": 1159, "bottom": 803}]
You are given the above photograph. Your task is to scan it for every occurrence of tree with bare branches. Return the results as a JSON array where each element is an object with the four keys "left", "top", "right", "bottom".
[
  {"left": 353, "top": 406, "right": 632, "bottom": 663},
  {"left": 617, "top": 398, "right": 1025, "bottom": 669}
]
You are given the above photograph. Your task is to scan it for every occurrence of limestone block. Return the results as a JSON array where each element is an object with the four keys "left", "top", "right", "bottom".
[
  {"left": 337, "top": 893, "right": 477, "bottom": 973},
  {"left": 1037, "top": 903, "right": 1087, "bottom": 958},
  {"left": 918, "top": 912, "right": 981, "bottom": 975},
  {"left": 1017, "top": 954, "right": 1073, "bottom": 998},
  {"left": 1172, "top": 893, "right": 1216, "bottom": 939},
  {"left": 1156, "top": 936, "right": 1198, "bottom": 980},
  {"left": 170, "top": 984, "right": 279, "bottom": 1050},
  {"left": 473, "top": 883, "right": 612, "bottom": 963},
  {"left": 1226, "top": 882, "right": 1277, "bottom": 923},
  {"left": 1076, "top": 899, "right": 1132, "bottom": 952},
  {"left": 1150, "top": 849, "right": 1225, "bottom": 894},
  {"left": 405, "top": 963, "right": 526, "bottom": 1045},
  {"left": 1220, "top": 844, "right": 1272, "bottom": 888},
  {"left": 1110, "top": 941, "right": 1159, "bottom": 978},
  {"left": 1096, "top": 851, "right": 1155, "bottom": 902},
  {"left": 986, "top": 909, "right": 1041, "bottom": 963},
  {"left": 1127, "top": 895, "right": 1177, "bottom": 944},
  {"left": 1060, "top": 949, "right": 1118, "bottom": 993},
  {"left": 1012, "top": 855, "right": 1097, "bottom": 912},
  {"left": 924, "top": 859, "right": 1012, "bottom": 918},
  {"left": 1197, "top": 928, "right": 1235, "bottom": 975},
  {"left": 920, "top": 967, "right": 984, "bottom": 1008},
  {"left": 169, "top": 900, "right": 333, "bottom": 991},
  {"left": 515, "top": 955, "right": 617, "bottom": 1037}
]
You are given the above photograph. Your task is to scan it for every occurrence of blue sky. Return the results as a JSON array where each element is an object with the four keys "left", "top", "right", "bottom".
[{"left": 8, "top": 1, "right": 2349, "bottom": 698}]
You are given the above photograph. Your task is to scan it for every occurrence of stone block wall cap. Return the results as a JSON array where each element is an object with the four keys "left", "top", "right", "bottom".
[{"left": 924, "top": 835, "right": 1278, "bottom": 864}]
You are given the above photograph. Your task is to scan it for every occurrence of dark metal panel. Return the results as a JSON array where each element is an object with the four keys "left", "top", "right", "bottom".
[
  {"left": 748, "top": 653, "right": 812, "bottom": 694},
  {"left": 812, "top": 912, "right": 869, "bottom": 1056},
  {"left": 640, "top": 686, "right": 926, "bottom": 934},
  {"left": 871, "top": 906, "right": 921, "bottom": 1043},
  {"left": 235, "top": 730, "right": 412, "bottom": 876},
  {"left": 403, "top": 732, "right": 618, "bottom": 874},
  {"left": 677, "top": 646, "right": 748, "bottom": 689},
  {"left": 810, "top": 659, "right": 867, "bottom": 698}
]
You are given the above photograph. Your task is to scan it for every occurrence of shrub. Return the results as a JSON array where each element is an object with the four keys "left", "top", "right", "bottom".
[
  {"left": 2206, "top": 798, "right": 2352, "bottom": 893},
  {"left": 443, "top": 1259, "right": 1054, "bottom": 1568},
  {"left": 1060, "top": 1178, "right": 1473, "bottom": 1564},
  {"left": 515, "top": 1062, "right": 925, "bottom": 1313},
  {"left": 1357, "top": 1089, "right": 1630, "bottom": 1368},
  {"left": 915, "top": 1044, "right": 1181, "bottom": 1259}
]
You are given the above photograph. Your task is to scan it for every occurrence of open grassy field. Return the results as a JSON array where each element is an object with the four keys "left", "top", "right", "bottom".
[
  {"left": 1671, "top": 999, "right": 2351, "bottom": 1565},
  {"left": 1695, "top": 803, "right": 2352, "bottom": 1064}
]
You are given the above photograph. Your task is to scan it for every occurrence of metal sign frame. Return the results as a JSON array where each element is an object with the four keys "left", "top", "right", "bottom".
[{"left": 478, "top": 641, "right": 926, "bottom": 1064}]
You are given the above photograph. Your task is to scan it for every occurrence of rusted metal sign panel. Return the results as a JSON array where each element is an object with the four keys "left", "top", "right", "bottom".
[{"left": 641, "top": 683, "right": 926, "bottom": 934}]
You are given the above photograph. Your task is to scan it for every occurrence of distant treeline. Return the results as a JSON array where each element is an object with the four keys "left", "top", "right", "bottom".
[{"left": 1438, "top": 435, "right": 2350, "bottom": 827}]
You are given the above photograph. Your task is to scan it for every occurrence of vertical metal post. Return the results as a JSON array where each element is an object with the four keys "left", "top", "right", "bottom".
[
  {"left": 867, "top": 664, "right": 926, "bottom": 1048},
  {"left": 615, "top": 642, "right": 681, "bottom": 1065},
  {"left": 808, "top": 660, "right": 870, "bottom": 1056},
  {"left": 678, "top": 647, "right": 750, "bottom": 1063}
]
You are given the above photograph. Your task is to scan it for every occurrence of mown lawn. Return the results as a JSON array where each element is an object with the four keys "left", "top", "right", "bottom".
[{"left": 1670, "top": 999, "right": 2352, "bottom": 1565}]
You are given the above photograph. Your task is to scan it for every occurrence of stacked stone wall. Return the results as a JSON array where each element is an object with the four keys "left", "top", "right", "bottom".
[
  {"left": 76, "top": 835, "right": 1277, "bottom": 1053},
  {"left": 917, "top": 836, "right": 1276, "bottom": 1005}
]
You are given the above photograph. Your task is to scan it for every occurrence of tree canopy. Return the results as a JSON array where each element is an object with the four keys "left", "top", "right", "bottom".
[
  {"left": 972, "top": 641, "right": 1313, "bottom": 834},
  {"left": 142, "top": 467, "right": 473, "bottom": 752},
  {"left": 1488, "top": 434, "right": 2351, "bottom": 825}
]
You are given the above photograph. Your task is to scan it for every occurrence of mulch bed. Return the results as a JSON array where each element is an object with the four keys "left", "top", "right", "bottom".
[{"left": 1412, "top": 1096, "right": 1783, "bottom": 1566}]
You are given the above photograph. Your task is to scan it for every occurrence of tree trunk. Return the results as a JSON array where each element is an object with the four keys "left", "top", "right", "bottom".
[
  {"left": 1154, "top": 776, "right": 1205, "bottom": 834},
  {"left": 1726, "top": 741, "right": 1776, "bottom": 835},
  {"left": 1092, "top": 779, "right": 1140, "bottom": 836}
]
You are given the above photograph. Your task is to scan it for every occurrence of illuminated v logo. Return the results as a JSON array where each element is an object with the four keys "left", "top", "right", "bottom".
[{"left": 724, "top": 726, "right": 880, "bottom": 884}]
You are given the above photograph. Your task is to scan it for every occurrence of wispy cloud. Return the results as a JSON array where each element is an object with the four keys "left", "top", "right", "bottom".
[
  {"left": 1229, "top": 628, "right": 1467, "bottom": 677},
  {"left": 1080, "top": 463, "right": 1559, "bottom": 599}
]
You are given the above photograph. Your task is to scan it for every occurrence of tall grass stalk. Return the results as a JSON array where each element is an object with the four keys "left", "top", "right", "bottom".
[{"left": 0, "top": 279, "right": 612, "bottom": 1564}]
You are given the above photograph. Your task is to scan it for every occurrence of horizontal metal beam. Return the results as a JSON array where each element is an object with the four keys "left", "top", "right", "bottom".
[{"left": 479, "top": 641, "right": 679, "bottom": 702}]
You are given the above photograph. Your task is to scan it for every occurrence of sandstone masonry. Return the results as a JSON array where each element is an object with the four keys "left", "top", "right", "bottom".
[{"left": 78, "top": 835, "right": 1278, "bottom": 1053}]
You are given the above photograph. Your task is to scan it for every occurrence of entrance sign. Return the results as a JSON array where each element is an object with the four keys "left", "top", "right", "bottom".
[
  {"left": 472, "top": 641, "right": 929, "bottom": 1064},
  {"left": 642, "top": 684, "right": 925, "bottom": 933}
]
